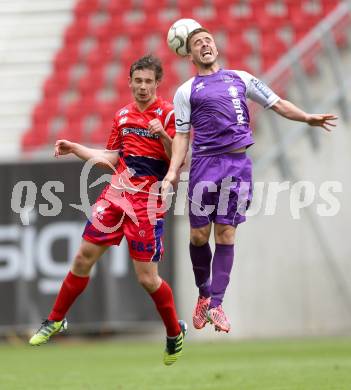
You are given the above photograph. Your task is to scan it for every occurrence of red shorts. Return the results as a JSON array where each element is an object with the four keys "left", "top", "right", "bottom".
[{"left": 83, "top": 185, "right": 165, "bottom": 262}]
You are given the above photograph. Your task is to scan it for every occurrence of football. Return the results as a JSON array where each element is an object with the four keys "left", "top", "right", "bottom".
[{"left": 167, "top": 18, "right": 202, "bottom": 57}]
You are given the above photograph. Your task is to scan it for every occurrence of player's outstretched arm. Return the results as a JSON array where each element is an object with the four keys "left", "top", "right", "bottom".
[
  {"left": 161, "top": 132, "right": 190, "bottom": 199},
  {"left": 54, "top": 139, "right": 119, "bottom": 167},
  {"left": 271, "top": 99, "right": 338, "bottom": 131}
]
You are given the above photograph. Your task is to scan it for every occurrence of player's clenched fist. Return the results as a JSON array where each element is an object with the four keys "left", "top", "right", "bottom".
[
  {"left": 161, "top": 170, "right": 177, "bottom": 200},
  {"left": 148, "top": 118, "right": 166, "bottom": 137},
  {"left": 54, "top": 139, "right": 74, "bottom": 157}
]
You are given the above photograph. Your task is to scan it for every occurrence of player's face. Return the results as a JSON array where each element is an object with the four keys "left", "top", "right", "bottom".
[
  {"left": 129, "top": 69, "right": 159, "bottom": 105},
  {"left": 188, "top": 32, "right": 218, "bottom": 68}
]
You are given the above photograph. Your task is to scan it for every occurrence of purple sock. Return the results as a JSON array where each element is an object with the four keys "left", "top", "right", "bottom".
[
  {"left": 189, "top": 242, "right": 212, "bottom": 298},
  {"left": 209, "top": 244, "right": 234, "bottom": 309}
]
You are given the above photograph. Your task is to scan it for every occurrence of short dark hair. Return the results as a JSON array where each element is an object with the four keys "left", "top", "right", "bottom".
[
  {"left": 186, "top": 27, "right": 211, "bottom": 53},
  {"left": 129, "top": 54, "right": 163, "bottom": 81}
]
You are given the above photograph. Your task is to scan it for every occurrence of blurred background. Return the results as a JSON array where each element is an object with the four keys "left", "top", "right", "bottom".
[{"left": 0, "top": 0, "right": 351, "bottom": 343}]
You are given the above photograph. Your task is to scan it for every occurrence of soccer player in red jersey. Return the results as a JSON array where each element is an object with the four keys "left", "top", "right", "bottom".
[{"left": 29, "top": 55, "right": 187, "bottom": 366}]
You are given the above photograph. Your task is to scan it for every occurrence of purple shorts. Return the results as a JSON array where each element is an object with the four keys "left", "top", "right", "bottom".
[{"left": 188, "top": 152, "right": 253, "bottom": 228}]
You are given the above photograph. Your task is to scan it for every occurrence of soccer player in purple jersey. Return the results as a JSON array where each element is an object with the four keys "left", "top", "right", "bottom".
[{"left": 162, "top": 28, "right": 337, "bottom": 333}]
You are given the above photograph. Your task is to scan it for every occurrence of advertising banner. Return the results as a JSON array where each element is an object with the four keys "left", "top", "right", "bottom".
[{"left": 0, "top": 160, "right": 174, "bottom": 332}]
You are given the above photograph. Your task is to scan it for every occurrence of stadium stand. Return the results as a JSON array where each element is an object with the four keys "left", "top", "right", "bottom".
[
  {"left": 19, "top": 0, "right": 345, "bottom": 151},
  {"left": 0, "top": 0, "right": 75, "bottom": 155}
]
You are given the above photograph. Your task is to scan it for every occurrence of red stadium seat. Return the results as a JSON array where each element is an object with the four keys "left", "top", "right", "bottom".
[
  {"left": 212, "top": 0, "right": 239, "bottom": 7},
  {"left": 77, "top": 73, "right": 103, "bottom": 95},
  {"left": 107, "top": 15, "right": 128, "bottom": 37},
  {"left": 81, "top": 95, "right": 99, "bottom": 114},
  {"left": 53, "top": 44, "right": 79, "bottom": 73},
  {"left": 260, "top": 33, "right": 288, "bottom": 56},
  {"left": 288, "top": 2, "right": 321, "bottom": 31},
  {"left": 157, "top": 67, "right": 180, "bottom": 100},
  {"left": 252, "top": 4, "right": 290, "bottom": 32},
  {"left": 55, "top": 119, "right": 84, "bottom": 143},
  {"left": 122, "top": 21, "right": 147, "bottom": 42},
  {"left": 43, "top": 71, "right": 71, "bottom": 99},
  {"left": 88, "top": 119, "right": 114, "bottom": 145},
  {"left": 31, "top": 102, "right": 54, "bottom": 128},
  {"left": 22, "top": 125, "right": 50, "bottom": 150},
  {"left": 113, "top": 73, "right": 129, "bottom": 96},
  {"left": 105, "top": 0, "right": 133, "bottom": 15},
  {"left": 143, "top": 13, "right": 170, "bottom": 35},
  {"left": 119, "top": 42, "right": 145, "bottom": 67},
  {"left": 260, "top": 35, "right": 289, "bottom": 72},
  {"left": 176, "top": 0, "right": 204, "bottom": 14},
  {"left": 222, "top": 32, "right": 253, "bottom": 61},
  {"left": 142, "top": 0, "right": 168, "bottom": 13},
  {"left": 118, "top": 89, "right": 133, "bottom": 107},
  {"left": 73, "top": 0, "right": 99, "bottom": 19},
  {"left": 86, "top": 46, "right": 113, "bottom": 69},
  {"left": 226, "top": 58, "right": 254, "bottom": 75},
  {"left": 97, "top": 100, "right": 119, "bottom": 122},
  {"left": 146, "top": 39, "right": 174, "bottom": 66},
  {"left": 94, "top": 21, "right": 113, "bottom": 42},
  {"left": 61, "top": 101, "right": 83, "bottom": 122},
  {"left": 64, "top": 19, "right": 89, "bottom": 46},
  {"left": 321, "top": 0, "right": 338, "bottom": 16},
  {"left": 223, "top": 0, "right": 265, "bottom": 30}
]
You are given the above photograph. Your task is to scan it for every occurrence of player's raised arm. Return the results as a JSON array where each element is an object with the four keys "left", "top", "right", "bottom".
[
  {"left": 54, "top": 139, "right": 119, "bottom": 167},
  {"left": 239, "top": 70, "right": 338, "bottom": 132},
  {"left": 270, "top": 99, "right": 338, "bottom": 131}
]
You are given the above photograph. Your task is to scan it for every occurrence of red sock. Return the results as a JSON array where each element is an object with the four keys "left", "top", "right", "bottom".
[
  {"left": 150, "top": 280, "right": 181, "bottom": 337},
  {"left": 48, "top": 271, "right": 89, "bottom": 321}
]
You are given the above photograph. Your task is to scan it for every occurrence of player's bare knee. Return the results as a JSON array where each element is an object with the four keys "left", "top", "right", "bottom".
[
  {"left": 72, "top": 250, "right": 95, "bottom": 276},
  {"left": 214, "top": 225, "right": 235, "bottom": 245},
  {"left": 190, "top": 226, "right": 211, "bottom": 246},
  {"left": 191, "top": 235, "right": 208, "bottom": 246},
  {"left": 137, "top": 272, "right": 159, "bottom": 292}
]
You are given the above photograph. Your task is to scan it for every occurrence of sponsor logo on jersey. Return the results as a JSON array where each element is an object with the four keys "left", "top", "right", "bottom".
[
  {"left": 122, "top": 127, "right": 159, "bottom": 139},
  {"left": 232, "top": 99, "right": 245, "bottom": 125},
  {"left": 119, "top": 116, "right": 128, "bottom": 125},
  {"left": 228, "top": 86, "right": 239, "bottom": 98},
  {"left": 228, "top": 87, "right": 245, "bottom": 124},
  {"left": 119, "top": 109, "right": 129, "bottom": 116},
  {"left": 154, "top": 108, "right": 163, "bottom": 116},
  {"left": 195, "top": 81, "right": 205, "bottom": 92},
  {"left": 251, "top": 78, "right": 271, "bottom": 99}
]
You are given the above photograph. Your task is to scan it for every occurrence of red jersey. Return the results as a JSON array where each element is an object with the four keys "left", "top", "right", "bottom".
[{"left": 106, "top": 97, "right": 175, "bottom": 190}]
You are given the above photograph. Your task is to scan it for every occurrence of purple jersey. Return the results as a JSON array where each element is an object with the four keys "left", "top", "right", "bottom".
[{"left": 174, "top": 68, "right": 280, "bottom": 157}]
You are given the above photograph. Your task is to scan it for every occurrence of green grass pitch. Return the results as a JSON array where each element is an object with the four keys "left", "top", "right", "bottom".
[{"left": 1, "top": 337, "right": 350, "bottom": 389}]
